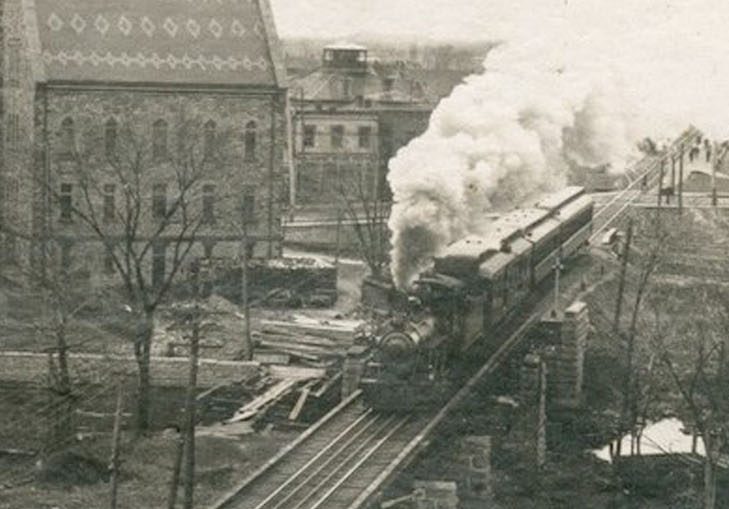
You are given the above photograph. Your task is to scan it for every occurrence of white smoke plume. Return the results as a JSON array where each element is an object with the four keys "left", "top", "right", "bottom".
[{"left": 388, "top": 0, "right": 729, "bottom": 289}]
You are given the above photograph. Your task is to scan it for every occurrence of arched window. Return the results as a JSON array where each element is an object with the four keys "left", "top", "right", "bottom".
[
  {"left": 244, "top": 120, "right": 256, "bottom": 161},
  {"left": 60, "top": 117, "right": 75, "bottom": 157},
  {"left": 105, "top": 118, "right": 118, "bottom": 157},
  {"left": 152, "top": 119, "right": 168, "bottom": 160},
  {"left": 204, "top": 120, "right": 216, "bottom": 158}
]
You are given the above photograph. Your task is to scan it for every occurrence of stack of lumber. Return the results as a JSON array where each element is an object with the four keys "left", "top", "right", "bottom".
[{"left": 254, "top": 316, "right": 363, "bottom": 365}]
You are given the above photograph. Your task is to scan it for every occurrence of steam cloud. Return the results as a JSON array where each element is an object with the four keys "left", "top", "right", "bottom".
[{"left": 388, "top": 0, "right": 729, "bottom": 289}]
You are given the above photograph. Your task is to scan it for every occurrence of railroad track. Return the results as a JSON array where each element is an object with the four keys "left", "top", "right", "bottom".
[{"left": 590, "top": 126, "right": 701, "bottom": 242}]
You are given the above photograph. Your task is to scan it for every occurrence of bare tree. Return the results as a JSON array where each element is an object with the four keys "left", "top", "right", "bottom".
[
  {"left": 39, "top": 112, "right": 237, "bottom": 433},
  {"left": 608, "top": 212, "right": 667, "bottom": 460},
  {"left": 652, "top": 297, "right": 729, "bottom": 509},
  {"left": 334, "top": 163, "right": 389, "bottom": 278}
]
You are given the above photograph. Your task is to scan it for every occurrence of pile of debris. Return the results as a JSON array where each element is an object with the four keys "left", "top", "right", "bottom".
[
  {"left": 194, "top": 256, "right": 338, "bottom": 309},
  {"left": 198, "top": 365, "right": 342, "bottom": 431}
]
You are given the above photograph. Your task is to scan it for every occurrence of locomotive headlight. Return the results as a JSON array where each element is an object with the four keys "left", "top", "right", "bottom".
[{"left": 380, "top": 331, "right": 416, "bottom": 361}]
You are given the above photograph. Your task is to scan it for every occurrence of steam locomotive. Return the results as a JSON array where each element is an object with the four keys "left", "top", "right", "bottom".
[{"left": 361, "top": 186, "right": 594, "bottom": 411}]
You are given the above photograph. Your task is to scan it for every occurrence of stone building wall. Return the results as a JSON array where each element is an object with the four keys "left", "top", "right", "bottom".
[
  {"left": 0, "top": 0, "right": 37, "bottom": 273},
  {"left": 35, "top": 87, "right": 287, "bottom": 282}
]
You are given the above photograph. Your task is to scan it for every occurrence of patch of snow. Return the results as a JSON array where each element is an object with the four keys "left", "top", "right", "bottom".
[{"left": 594, "top": 418, "right": 705, "bottom": 462}]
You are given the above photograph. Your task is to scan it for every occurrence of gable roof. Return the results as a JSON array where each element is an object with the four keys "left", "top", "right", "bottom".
[{"left": 28, "top": 0, "right": 285, "bottom": 87}]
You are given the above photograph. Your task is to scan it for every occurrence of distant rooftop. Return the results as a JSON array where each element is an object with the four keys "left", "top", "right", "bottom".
[{"left": 324, "top": 42, "right": 367, "bottom": 51}]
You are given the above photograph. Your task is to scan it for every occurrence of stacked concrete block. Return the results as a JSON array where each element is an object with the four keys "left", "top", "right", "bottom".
[
  {"left": 458, "top": 435, "right": 493, "bottom": 498},
  {"left": 413, "top": 480, "right": 459, "bottom": 509},
  {"left": 553, "top": 301, "right": 589, "bottom": 407},
  {"left": 0, "top": 352, "right": 260, "bottom": 388},
  {"left": 519, "top": 353, "right": 547, "bottom": 470}
]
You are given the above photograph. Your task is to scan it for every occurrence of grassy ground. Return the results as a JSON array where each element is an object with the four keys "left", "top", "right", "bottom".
[{"left": 0, "top": 427, "right": 296, "bottom": 509}]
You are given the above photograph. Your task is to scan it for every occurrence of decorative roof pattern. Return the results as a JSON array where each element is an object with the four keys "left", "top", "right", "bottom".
[{"left": 31, "top": 0, "right": 283, "bottom": 86}]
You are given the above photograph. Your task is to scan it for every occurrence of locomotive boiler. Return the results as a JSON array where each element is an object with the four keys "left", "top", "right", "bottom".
[{"left": 361, "top": 186, "right": 594, "bottom": 411}]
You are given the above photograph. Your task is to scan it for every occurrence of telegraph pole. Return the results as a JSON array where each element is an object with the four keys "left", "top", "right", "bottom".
[
  {"left": 657, "top": 158, "right": 665, "bottom": 206},
  {"left": 241, "top": 220, "right": 252, "bottom": 361},
  {"left": 712, "top": 140, "right": 718, "bottom": 207},
  {"left": 552, "top": 253, "right": 563, "bottom": 317},
  {"left": 678, "top": 145, "right": 684, "bottom": 214},
  {"left": 613, "top": 218, "right": 633, "bottom": 334},
  {"left": 182, "top": 260, "right": 201, "bottom": 509}
]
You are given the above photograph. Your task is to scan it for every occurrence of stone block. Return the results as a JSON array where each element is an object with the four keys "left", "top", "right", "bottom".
[{"left": 413, "top": 480, "right": 459, "bottom": 509}]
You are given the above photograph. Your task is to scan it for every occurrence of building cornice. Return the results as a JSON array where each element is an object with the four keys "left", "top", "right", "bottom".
[{"left": 41, "top": 81, "right": 286, "bottom": 96}]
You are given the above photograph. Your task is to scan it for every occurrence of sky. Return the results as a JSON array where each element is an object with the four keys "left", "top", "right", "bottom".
[{"left": 269, "top": 0, "right": 543, "bottom": 40}]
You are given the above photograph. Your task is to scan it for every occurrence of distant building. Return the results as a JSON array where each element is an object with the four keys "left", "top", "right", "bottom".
[
  {"left": 289, "top": 43, "right": 434, "bottom": 211},
  {"left": 0, "top": 0, "right": 288, "bottom": 282}
]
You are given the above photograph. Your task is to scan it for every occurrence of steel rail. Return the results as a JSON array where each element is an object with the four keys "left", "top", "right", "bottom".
[
  {"left": 252, "top": 409, "right": 377, "bottom": 509},
  {"left": 209, "top": 389, "right": 364, "bottom": 509},
  {"left": 308, "top": 416, "right": 411, "bottom": 509}
]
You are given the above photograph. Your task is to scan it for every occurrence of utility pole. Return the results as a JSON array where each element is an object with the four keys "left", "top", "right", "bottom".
[
  {"left": 109, "top": 380, "right": 124, "bottom": 509},
  {"left": 712, "top": 140, "right": 718, "bottom": 207},
  {"left": 241, "top": 220, "right": 252, "bottom": 361},
  {"left": 657, "top": 158, "right": 665, "bottom": 206},
  {"left": 613, "top": 218, "right": 633, "bottom": 334},
  {"left": 551, "top": 253, "right": 563, "bottom": 317},
  {"left": 182, "top": 260, "right": 202, "bottom": 509},
  {"left": 678, "top": 146, "right": 684, "bottom": 214},
  {"left": 669, "top": 156, "right": 675, "bottom": 205}
]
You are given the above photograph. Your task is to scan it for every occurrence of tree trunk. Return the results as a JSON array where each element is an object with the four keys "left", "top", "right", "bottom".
[
  {"left": 55, "top": 326, "right": 75, "bottom": 446},
  {"left": 704, "top": 452, "right": 717, "bottom": 509},
  {"left": 134, "top": 310, "right": 155, "bottom": 434}
]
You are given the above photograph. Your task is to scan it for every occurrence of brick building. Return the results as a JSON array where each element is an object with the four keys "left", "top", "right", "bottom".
[
  {"left": 0, "top": 0, "right": 288, "bottom": 283},
  {"left": 289, "top": 43, "right": 433, "bottom": 212}
]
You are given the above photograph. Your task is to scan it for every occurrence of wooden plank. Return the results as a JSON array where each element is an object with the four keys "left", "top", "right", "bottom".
[
  {"left": 252, "top": 352, "right": 291, "bottom": 365},
  {"left": 227, "top": 379, "right": 298, "bottom": 423},
  {"left": 268, "top": 364, "right": 326, "bottom": 380},
  {"left": 288, "top": 387, "right": 310, "bottom": 421}
]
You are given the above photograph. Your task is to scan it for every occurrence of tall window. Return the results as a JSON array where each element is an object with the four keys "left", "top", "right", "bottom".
[
  {"left": 358, "top": 126, "right": 372, "bottom": 149},
  {"left": 103, "top": 184, "right": 115, "bottom": 222},
  {"left": 152, "top": 119, "right": 168, "bottom": 160},
  {"left": 60, "top": 117, "right": 75, "bottom": 157},
  {"left": 202, "top": 184, "right": 215, "bottom": 223},
  {"left": 103, "top": 245, "right": 115, "bottom": 274},
  {"left": 152, "top": 184, "right": 167, "bottom": 219},
  {"left": 241, "top": 185, "right": 255, "bottom": 224},
  {"left": 303, "top": 125, "right": 316, "bottom": 148},
  {"left": 105, "top": 118, "right": 118, "bottom": 157},
  {"left": 330, "top": 125, "right": 344, "bottom": 149},
  {"left": 203, "top": 241, "right": 215, "bottom": 259},
  {"left": 6, "top": 114, "right": 19, "bottom": 145},
  {"left": 60, "top": 241, "right": 72, "bottom": 273},
  {"left": 8, "top": 38, "right": 21, "bottom": 87},
  {"left": 244, "top": 121, "right": 257, "bottom": 160},
  {"left": 152, "top": 243, "right": 166, "bottom": 289},
  {"left": 59, "top": 183, "right": 73, "bottom": 222},
  {"left": 204, "top": 120, "right": 216, "bottom": 159}
]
